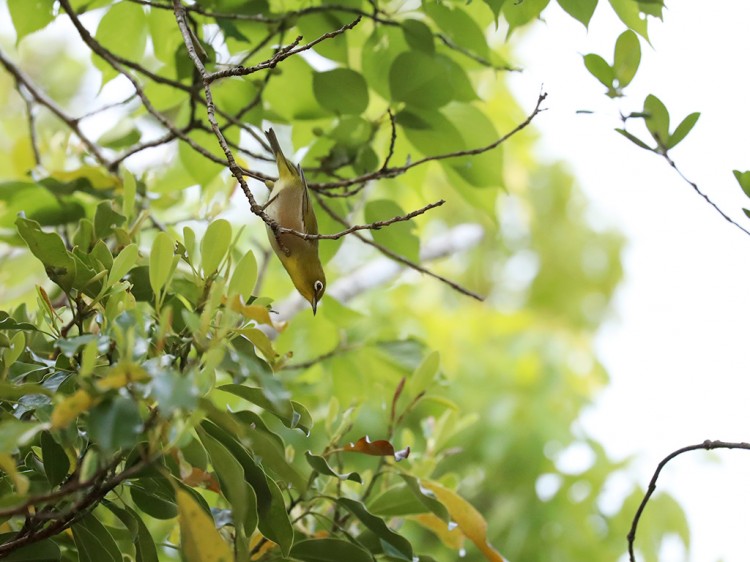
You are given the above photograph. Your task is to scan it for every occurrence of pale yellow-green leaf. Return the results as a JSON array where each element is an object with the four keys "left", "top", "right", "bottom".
[
  {"left": 228, "top": 250, "right": 258, "bottom": 300},
  {"left": 108, "top": 243, "right": 139, "bottom": 289},
  {"left": 150, "top": 231, "right": 175, "bottom": 294},
  {"left": 51, "top": 389, "right": 94, "bottom": 429},
  {"left": 422, "top": 480, "right": 506, "bottom": 562},
  {"left": 177, "top": 488, "right": 234, "bottom": 562}
]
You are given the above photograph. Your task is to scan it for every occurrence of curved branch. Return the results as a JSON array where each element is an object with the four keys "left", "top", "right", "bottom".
[{"left": 628, "top": 439, "right": 750, "bottom": 562}]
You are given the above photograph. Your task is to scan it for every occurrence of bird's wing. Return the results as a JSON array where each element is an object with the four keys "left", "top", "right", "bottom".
[{"left": 298, "top": 164, "right": 318, "bottom": 236}]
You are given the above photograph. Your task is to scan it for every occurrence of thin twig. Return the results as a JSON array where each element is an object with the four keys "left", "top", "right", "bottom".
[
  {"left": 278, "top": 199, "right": 445, "bottom": 241},
  {"left": 0, "top": 49, "right": 109, "bottom": 168},
  {"left": 206, "top": 17, "right": 363, "bottom": 83},
  {"left": 663, "top": 154, "right": 750, "bottom": 238},
  {"left": 16, "top": 84, "right": 41, "bottom": 166},
  {"left": 311, "top": 91, "right": 548, "bottom": 190},
  {"left": 315, "top": 195, "right": 484, "bottom": 300},
  {"left": 627, "top": 439, "right": 750, "bottom": 562}
]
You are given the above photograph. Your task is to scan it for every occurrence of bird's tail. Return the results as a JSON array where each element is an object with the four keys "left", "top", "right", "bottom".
[{"left": 265, "top": 128, "right": 296, "bottom": 178}]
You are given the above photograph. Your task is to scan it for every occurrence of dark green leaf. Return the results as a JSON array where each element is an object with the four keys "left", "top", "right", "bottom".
[
  {"left": 557, "top": 0, "right": 598, "bottom": 27},
  {"left": 336, "top": 498, "right": 413, "bottom": 561},
  {"left": 290, "top": 538, "right": 374, "bottom": 562},
  {"left": 41, "top": 431, "right": 69, "bottom": 487},
  {"left": 102, "top": 502, "right": 159, "bottom": 562},
  {"left": 218, "top": 384, "right": 303, "bottom": 432},
  {"left": 313, "top": 69, "right": 369, "bottom": 115},
  {"left": 305, "top": 451, "right": 362, "bottom": 483},
  {"left": 94, "top": 201, "right": 126, "bottom": 240},
  {"left": 88, "top": 396, "right": 143, "bottom": 453},
  {"left": 131, "top": 474, "right": 177, "bottom": 520},
  {"left": 0, "top": 317, "right": 39, "bottom": 332},
  {"left": 398, "top": 474, "right": 450, "bottom": 522},
  {"left": 197, "top": 427, "right": 258, "bottom": 536},
  {"left": 0, "top": 419, "right": 45, "bottom": 453},
  {"left": 0, "top": 536, "right": 60, "bottom": 561},
  {"left": 72, "top": 512, "right": 122, "bottom": 562},
  {"left": 667, "top": 112, "right": 700, "bottom": 149},
  {"left": 613, "top": 30, "right": 641, "bottom": 88}
]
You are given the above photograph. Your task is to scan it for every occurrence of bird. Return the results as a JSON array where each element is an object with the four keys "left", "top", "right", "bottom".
[{"left": 263, "top": 128, "right": 326, "bottom": 315}]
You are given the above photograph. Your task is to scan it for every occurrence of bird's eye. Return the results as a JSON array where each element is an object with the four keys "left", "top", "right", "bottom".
[{"left": 314, "top": 280, "right": 324, "bottom": 293}]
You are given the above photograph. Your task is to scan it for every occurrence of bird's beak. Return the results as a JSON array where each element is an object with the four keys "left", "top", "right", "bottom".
[{"left": 311, "top": 298, "right": 317, "bottom": 316}]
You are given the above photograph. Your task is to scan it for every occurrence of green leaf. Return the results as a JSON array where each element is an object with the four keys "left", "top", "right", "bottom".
[
  {"left": 16, "top": 217, "right": 76, "bottom": 292},
  {"left": 483, "top": 0, "right": 507, "bottom": 23},
  {"left": 41, "top": 431, "right": 70, "bottom": 487},
  {"left": 94, "top": 2, "right": 148, "bottom": 85},
  {"left": 122, "top": 169, "right": 136, "bottom": 221},
  {"left": 218, "top": 384, "right": 303, "bottom": 432},
  {"left": 290, "top": 538, "right": 374, "bottom": 562},
  {"left": 0, "top": 382, "right": 52, "bottom": 400},
  {"left": 0, "top": 317, "right": 39, "bottom": 332},
  {"left": 733, "top": 170, "right": 750, "bottom": 199},
  {"left": 264, "top": 56, "right": 327, "bottom": 120},
  {"left": 201, "top": 219, "right": 232, "bottom": 276},
  {"left": 401, "top": 19, "right": 435, "bottom": 54},
  {"left": 364, "top": 200, "right": 420, "bottom": 263},
  {"left": 149, "top": 231, "right": 174, "bottom": 294},
  {"left": 424, "top": 3, "right": 489, "bottom": 57},
  {"left": 609, "top": 0, "right": 649, "bottom": 39},
  {"left": 72, "top": 512, "right": 123, "bottom": 562},
  {"left": 131, "top": 475, "right": 177, "bottom": 520},
  {"left": 667, "top": 112, "right": 700, "bottom": 149},
  {"left": 583, "top": 54, "right": 615, "bottom": 89},
  {"left": 228, "top": 250, "right": 258, "bottom": 300},
  {"left": 94, "top": 201, "right": 126, "bottom": 240},
  {"left": 336, "top": 498, "right": 413, "bottom": 560},
  {"left": 643, "top": 94, "right": 670, "bottom": 148},
  {"left": 504, "top": 0, "right": 551, "bottom": 35},
  {"left": 8, "top": 0, "right": 55, "bottom": 42},
  {"left": 197, "top": 427, "right": 258, "bottom": 536},
  {"left": 304, "top": 451, "right": 362, "bottom": 483},
  {"left": 389, "top": 51, "right": 453, "bottom": 109},
  {"left": 88, "top": 396, "right": 142, "bottom": 453},
  {"left": 399, "top": 474, "right": 450, "bottom": 522},
  {"left": 0, "top": 419, "right": 45, "bottom": 454},
  {"left": 313, "top": 69, "right": 369, "bottom": 115},
  {"left": 199, "top": 420, "right": 294, "bottom": 555},
  {"left": 102, "top": 502, "right": 159, "bottom": 562},
  {"left": 0, "top": 536, "right": 61, "bottom": 561},
  {"left": 615, "top": 128, "right": 653, "bottom": 151},
  {"left": 108, "top": 244, "right": 139, "bottom": 289},
  {"left": 613, "top": 30, "right": 641, "bottom": 88},
  {"left": 409, "top": 351, "right": 440, "bottom": 397},
  {"left": 557, "top": 0, "right": 598, "bottom": 27},
  {"left": 296, "top": 13, "right": 348, "bottom": 63}
]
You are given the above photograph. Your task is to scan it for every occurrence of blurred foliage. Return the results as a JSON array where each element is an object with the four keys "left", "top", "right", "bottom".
[{"left": 0, "top": 0, "right": 689, "bottom": 561}]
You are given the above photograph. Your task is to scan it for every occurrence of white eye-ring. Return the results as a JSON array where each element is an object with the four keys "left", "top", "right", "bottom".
[{"left": 314, "top": 280, "right": 324, "bottom": 293}]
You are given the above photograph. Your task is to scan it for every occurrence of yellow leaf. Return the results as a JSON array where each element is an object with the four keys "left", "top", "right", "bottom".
[
  {"left": 249, "top": 532, "right": 277, "bottom": 560},
  {"left": 96, "top": 362, "right": 150, "bottom": 391},
  {"left": 177, "top": 488, "right": 234, "bottom": 562},
  {"left": 51, "top": 389, "right": 94, "bottom": 429},
  {"left": 422, "top": 480, "right": 506, "bottom": 562},
  {"left": 0, "top": 453, "right": 29, "bottom": 495},
  {"left": 227, "top": 295, "right": 275, "bottom": 327},
  {"left": 234, "top": 327, "right": 278, "bottom": 362},
  {"left": 411, "top": 513, "right": 464, "bottom": 550}
]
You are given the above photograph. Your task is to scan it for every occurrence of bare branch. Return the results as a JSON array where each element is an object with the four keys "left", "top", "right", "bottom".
[
  {"left": 279, "top": 199, "right": 445, "bottom": 241},
  {"left": 628, "top": 440, "right": 750, "bottom": 562},
  {"left": 663, "top": 153, "right": 750, "bottom": 238},
  {"left": 310, "top": 91, "right": 548, "bottom": 190},
  {"left": 315, "top": 195, "right": 484, "bottom": 300},
  {"left": 206, "top": 16, "right": 363, "bottom": 83},
  {"left": 0, "top": 49, "right": 109, "bottom": 168},
  {"left": 437, "top": 33, "right": 520, "bottom": 72}
]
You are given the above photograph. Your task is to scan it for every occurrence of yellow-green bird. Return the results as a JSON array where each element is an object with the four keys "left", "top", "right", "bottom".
[{"left": 263, "top": 128, "right": 326, "bottom": 314}]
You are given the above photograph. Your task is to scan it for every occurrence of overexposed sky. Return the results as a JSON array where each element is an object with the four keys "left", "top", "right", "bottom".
[{"left": 509, "top": 2, "right": 750, "bottom": 561}]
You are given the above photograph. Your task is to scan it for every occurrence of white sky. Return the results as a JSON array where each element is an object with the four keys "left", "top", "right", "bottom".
[{"left": 509, "top": 2, "right": 750, "bottom": 561}]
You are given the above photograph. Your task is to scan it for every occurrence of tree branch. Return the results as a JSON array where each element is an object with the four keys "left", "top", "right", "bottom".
[
  {"left": 310, "top": 91, "right": 548, "bottom": 190},
  {"left": 205, "top": 16, "right": 363, "bottom": 83},
  {"left": 627, "top": 439, "right": 750, "bottom": 562},
  {"left": 0, "top": 48, "right": 109, "bottom": 168}
]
